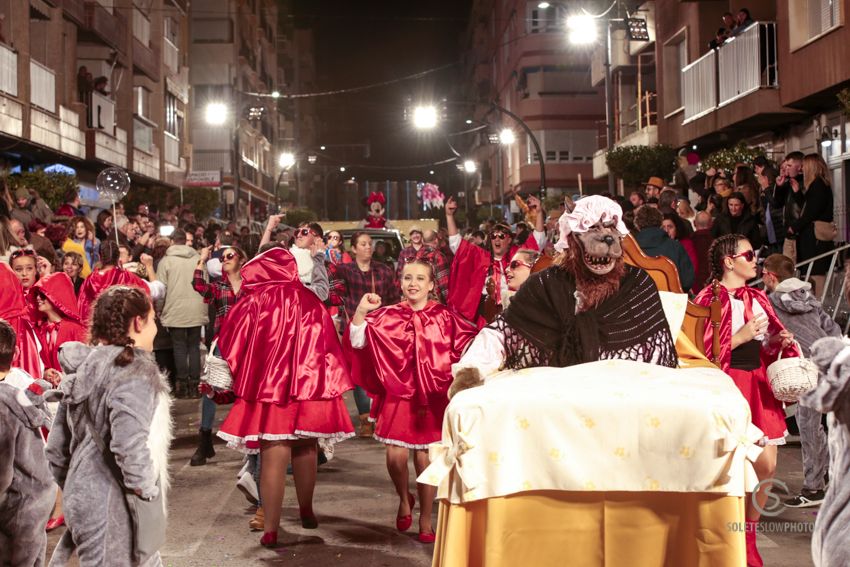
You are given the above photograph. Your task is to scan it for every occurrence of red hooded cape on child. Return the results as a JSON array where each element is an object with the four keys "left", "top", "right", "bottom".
[
  {"left": 31, "top": 272, "right": 87, "bottom": 371},
  {"left": 0, "top": 263, "right": 42, "bottom": 378},
  {"left": 77, "top": 267, "right": 149, "bottom": 325}
]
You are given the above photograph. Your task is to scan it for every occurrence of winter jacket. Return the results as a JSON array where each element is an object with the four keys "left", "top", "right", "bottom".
[
  {"left": 711, "top": 209, "right": 763, "bottom": 249},
  {"left": 61, "top": 238, "right": 99, "bottom": 278},
  {"left": 45, "top": 342, "right": 172, "bottom": 567},
  {"left": 0, "top": 379, "right": 55, "bottom": 567},
  {"left": 157, "top": 244, "right": 209, "bottom": 328},
  {"left": 635, "top": 227, "right": 695, "bottom": 292},
  {"left": 768, "top": 278, "right": 842, "bottom": 356}
]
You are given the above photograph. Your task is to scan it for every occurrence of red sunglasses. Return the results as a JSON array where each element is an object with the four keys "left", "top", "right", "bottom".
[{"left": 727, "top": 250, "right": 755, "bottom": 262}]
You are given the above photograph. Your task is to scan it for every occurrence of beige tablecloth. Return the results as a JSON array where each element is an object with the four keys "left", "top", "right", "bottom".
[{"left": 419, "top": 360, "right": 763, "bottom": 503}]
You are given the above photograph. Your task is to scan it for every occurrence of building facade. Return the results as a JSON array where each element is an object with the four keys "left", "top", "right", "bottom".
[
  {"left": 0, "top": 0, "right": 190, "bottom": 194},
  {"left": 189, "top": 0, "right": 280, "bottom": 221},
  {"left": 463, "top": 0, "right": 606, "bottom": 205}
]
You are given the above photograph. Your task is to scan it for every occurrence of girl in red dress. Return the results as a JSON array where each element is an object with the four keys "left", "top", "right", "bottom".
[
  {"left": 694, "top": 234, "right": 796, "bottom": 567},
  {"left": 347, "top": 259, "right": 477, "bottom": 542},
  {"left": 32, "top": 272, "right": 87, "bottom": 373},
  {"left": 215, "top": 246, "right": 354, "bottom": 547}
]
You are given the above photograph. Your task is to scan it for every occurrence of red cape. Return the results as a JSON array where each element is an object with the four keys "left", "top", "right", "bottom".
[
  {"left": 345, "top": 301, "right": 477, "bottom": 405},
  {"left": 32, "top": 273, "right": 87, "bottom": 371},
  {"left": 447, "top": 234, "right": 539, "bottom": 326},
  {"left": 77, "top": 267, "right": 149, "bottom": 325},
  {"left": 694, "top": 284, "right": 800, "bottom": 373},
  {"left": 217, "top": 247, "right": 353, "bottom": 404},
  {"left": 0, "top": 264, "right": 42, "bottom": 378}
]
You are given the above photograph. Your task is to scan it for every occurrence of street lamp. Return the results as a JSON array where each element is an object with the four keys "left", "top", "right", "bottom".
[
  {"left": 538, "top": 1, "right": 551, "bottom": 8},
  {"left": 499, "top": 128, "right": 516, "bottom": 145},
  {"left": 463, "top": 159, "right": 477, "bottom": 174},
  {"left": 205, "top": 102, "right": 228, "bottom": 126},
  {"left": 339, "top": 166, "right": 346, "bottom": 173},
  {"left": 412, "top": 105, "right": 439, "bottom": 130},
  {"left": 279, "top": 152, "right": 296, "bottom": 169},
  {"left": 566, "top": 14, "right": 598, "bottom": 45}
]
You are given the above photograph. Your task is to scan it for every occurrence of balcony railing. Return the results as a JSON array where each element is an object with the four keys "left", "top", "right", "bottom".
[
  {"left": 84, "top": 1, "right": 128, "bottom": 53},
  {"left": 60, "top": 0, "right": 86, "bottom": 26},
  {"left": 87, "top": 90, "right": 114, "bottom": 131},
  {"left": 681, "top": 22, "right": 778, "bottom": 124},
  {"left": 164, "top": 131, "right": 180, "bottom": 165},
  {"left": 682, "top": 50, "right": 717, "bottom": 123},
  {"left": 0, "top": 44, "right": 17, "bottom": 97},
  {"left": 163, "top": 37, "right": 179, "bottom": 75},
  {"left": 30, "top": 61, "right": 55, "bottom": 113},
  {"left": 718, "top": 22, "right": 778, "bottom": 106},
  {"left": 133, "top": 117, "right": 153, "bottom": 154}
]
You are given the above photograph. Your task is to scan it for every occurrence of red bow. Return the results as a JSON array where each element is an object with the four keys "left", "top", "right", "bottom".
[
  {"left": 366, "top": 192, "right": 386, "bottom": 206},
  {"left": 733, "top": 286, "right": 756, "bottom": 323}
]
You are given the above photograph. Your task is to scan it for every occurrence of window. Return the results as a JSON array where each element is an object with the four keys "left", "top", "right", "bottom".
[
  {"left": 164, "top": 16, "right": 179, "bottom": 45},
  {"left": 523, "top": 66, "right": 598, "bottom": 97},
  {"left": 192, "top": 19, "right": 233, "bottom": 43},
  {"left": 132, "top": 8, "right": 151, "bottom": 47},
  {"left": 165, "top": 92, "right": 180, "bottom": 137},
  {"left": 133, "top": 86, "right": 151, "bottom": 119},
  {"left": 133, "top": 117, "right": 153, "bottom": 153},
  {"left": 527, "top": 1, "right": 566, "bottom": 34},
  {"left": 789, "top": 0, "right": 842, "bottom": 49},
  {"left": 527, "top": 130, "right": 596, "bottom": 164},
  {"left": 662, "top": 31, "right": 687, "bottom": 115}
]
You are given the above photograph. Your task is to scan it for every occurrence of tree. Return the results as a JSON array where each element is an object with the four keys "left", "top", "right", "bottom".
[
  {"left": 605, "top": 145, "right": 677, "bottom": 190},
  {"left": 701, "top": 143, "right": 765, "bottom": 173},
  {"left": 7, "top": 171, "right": 78, "bottom": 210}
]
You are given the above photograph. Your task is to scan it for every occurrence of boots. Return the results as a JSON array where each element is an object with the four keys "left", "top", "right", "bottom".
[
  {"left": 745, "top": 522, "right": 763, "bottom": 567},
  {"left": 190, "top": 428, "right": 216, "bottom": 466},
  {"left": 358, "top": 414, "right": 374, "bottom": 438}
]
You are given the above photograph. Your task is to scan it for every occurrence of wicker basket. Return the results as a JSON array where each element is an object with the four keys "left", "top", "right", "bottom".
[
  {"left": 767, "top": 343, "right": 819, "bottom": 403},
  {"left": 201, "top": 339, "right": 233, "bottom": 391}
]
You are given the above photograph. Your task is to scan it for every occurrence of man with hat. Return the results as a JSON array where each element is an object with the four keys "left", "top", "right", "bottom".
[
  {"left": 396, "top": 225, "right": 425, "bottom": 274},
  {"left": 10, "top": 187, "right": 35, "bottom": 227},
  {"left": 644, "top": 176, "right": 665, "bottom": 200}
]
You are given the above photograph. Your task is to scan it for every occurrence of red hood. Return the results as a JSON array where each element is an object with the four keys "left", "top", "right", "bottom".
[
  {"left": 240, "top": 247, "right": 301, "bottom": 292},
  {"left": 32, "top": 272, "right": 81, "bottom": 323},
  {"left": 0, "top": 263, "right": 27, "bottom": 320}
]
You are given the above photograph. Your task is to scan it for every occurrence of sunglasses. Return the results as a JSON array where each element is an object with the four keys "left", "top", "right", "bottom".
[
  {"left": 10, "top": 249, "right": 36, "bottom": 261},
  {"left": 728, "top": 250, "right": 755, "bottom": 262},
  {"left": 509, "top": 260, "right": 532, "bottom": 270},
  {"left": 222, "top": 251, "right": 239, "bottom": 261},
  {"left": 296, "top": 228, "right": 315, "bottom": 237},
  {"left": 490, "top": 232, "right": 509, "bottom": 241}
]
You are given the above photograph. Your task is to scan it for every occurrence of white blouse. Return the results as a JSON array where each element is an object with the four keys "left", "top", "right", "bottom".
[{"left": 728, "top": 292, "right": 767, "bottom": 341}]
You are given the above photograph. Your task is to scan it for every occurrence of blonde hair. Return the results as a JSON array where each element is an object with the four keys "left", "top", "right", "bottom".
[{"left": 803, "top": 153, "right": 830, "bottom": 190}]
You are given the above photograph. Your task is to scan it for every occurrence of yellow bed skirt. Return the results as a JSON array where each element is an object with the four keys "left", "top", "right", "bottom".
[{"left": 432, "top": 491, "right": 745, "bottom": 567}]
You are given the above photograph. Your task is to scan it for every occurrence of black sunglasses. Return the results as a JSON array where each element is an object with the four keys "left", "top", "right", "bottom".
[{"left": 490, "top": 232, "right": 509, "bottom": 241}]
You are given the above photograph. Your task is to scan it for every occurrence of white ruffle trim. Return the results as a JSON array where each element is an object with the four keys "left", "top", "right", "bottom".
[
  {"left": 760, "top": 430, "right": 789, "bottom": 447},
  {"left": 372, "top": 433, "right": 437, "bottom": 450},
  {"left": 217, "top": 430, "right": 356, "bottom": 454}
]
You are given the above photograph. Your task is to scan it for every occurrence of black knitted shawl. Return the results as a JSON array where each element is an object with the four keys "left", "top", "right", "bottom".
[{"left": 500, "top": 265, "right": 678, "bottom": 368}]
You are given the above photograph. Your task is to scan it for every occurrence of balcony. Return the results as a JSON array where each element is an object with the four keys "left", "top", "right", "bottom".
[
  {"left": 133, "top": 38, "right": 159, "bottom": 79},
  {"left": 60, "top": 0, "right": 86, "bottom": 26},
  {"left": 84, "top": 1, "right": 128, "bottom": 53},
  {"left": 163, "top": 37, "right": 179, "bottom": 76},
  {"left": 682, "top": 23, "right": 778, "bottom": 125},
  {"left": 164, "top": 131, "right": 180, "bottom": 165},
  {"left": 86, "top": 125, "right": 127, "bottom": 167},
  {"left": 0, "top": 43, "right": 17, "bottom": 98},
  {"left": 29, "top": 60, "right": 56, "bottom": 113},
  {"left": 86, "top": 90, "right": 114, "bottom": 131}
]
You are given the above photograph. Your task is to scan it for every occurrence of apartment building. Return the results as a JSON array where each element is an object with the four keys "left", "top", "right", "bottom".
[
  {"left": 604, "top": 0, "right": 850, "bottom": 239},
  {"left": 462, "top": 0, "right": 606, "bottom": 205},
  {"left": 0, "top": 0, "right": 190, "bottom": 194},
  {"left": 189, "top": 0, "right": 280, "bottom": 221}
]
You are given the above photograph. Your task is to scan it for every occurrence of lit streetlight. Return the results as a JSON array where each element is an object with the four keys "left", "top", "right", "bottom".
[
  {"left": 463, "top": 159, "right": 477, "bottom": 174},
  {"left": 320, "top": 145, "right": 327, "bottom": 151},
  {"left": 567, "top": 14, "right": 598, "bottom": 45},
  {"left": 499, "top": 128, "right": 516, "bottom": 145},
  {"left": 538, "top": 1, "right": 551, "bottom": 8},
  {"left": 205, "top": 102, "right": 228, "bottom": 126},
  {"left": 271, "top": 91, "right": 280, "bottom": 99},
  {"left": 412, "top": 105, "right": 439, "bottom": 130},
  {"left": 279, "top": 152, "right": 296, "bottom": 169},
  {"left": 429, "top": 170, "right": 435, "bottom": 175},
  {"left": 339, "top": 166, "right": 346, "bottom": 173}
]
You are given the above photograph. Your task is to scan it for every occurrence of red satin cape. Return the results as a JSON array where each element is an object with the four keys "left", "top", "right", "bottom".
[
  {"left": 217, "top": 247, "right": 353, "bottom": 404},
  {"left": 0, "top": 264, "right": 42, "bottom": 378},
  {"left": 345, "top": 301, "right": 477, "bottom": 405},
  {"left": 77, "top": 267, "right": 149, "bottom": 325},
  {"left": 31, "top": 273, "right": 87, "bottom": 371},
  {"left": 447, "top": 234, "right": 539, "bottom": 327}
]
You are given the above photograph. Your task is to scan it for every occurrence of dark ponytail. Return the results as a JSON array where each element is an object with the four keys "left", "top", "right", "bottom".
[
  {"left": 89, "top": 286, "right": 152, "bottom": 367},
  {"left": 706, "top": 233, "right": 746, "bottom": 286}
]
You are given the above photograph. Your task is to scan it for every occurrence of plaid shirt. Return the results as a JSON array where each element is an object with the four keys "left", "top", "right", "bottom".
[
  {"left": 396, "top": 245, "right": 450, "bottom": 304},
  {"left": 329, "top": 261, "right": 400, "bottom": 320},
  {"left": 193, "top": 269, "right": 240, "bottom": 337}
]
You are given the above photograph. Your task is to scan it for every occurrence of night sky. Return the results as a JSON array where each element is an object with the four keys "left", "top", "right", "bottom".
[{"left": 288, "top": 1, "right": 472, "bottom": 181}]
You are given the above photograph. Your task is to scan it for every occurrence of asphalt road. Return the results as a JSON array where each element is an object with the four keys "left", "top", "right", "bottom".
[{"left": 45, "top": 396, "right": 819, "bottom": 566}]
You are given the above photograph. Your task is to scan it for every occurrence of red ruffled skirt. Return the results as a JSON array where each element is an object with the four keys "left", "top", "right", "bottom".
[
  {"left": 727, "top": 366, "right": 788, "bottom": 444},
  {"left": 217, "top": 397, "right": 354, "bottom": 454},
  {"left": 372, "top": 396, "right": 447, "bottom": 449}
]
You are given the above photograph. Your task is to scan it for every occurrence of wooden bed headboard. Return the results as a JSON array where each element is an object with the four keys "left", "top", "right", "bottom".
[{"left": 621, "top": 234, "right": 721, "bottom": 364}]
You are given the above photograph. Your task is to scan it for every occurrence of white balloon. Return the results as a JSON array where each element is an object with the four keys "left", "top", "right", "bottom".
[{"left": 96, "top": 167, "right": 131, "bottom": 201}]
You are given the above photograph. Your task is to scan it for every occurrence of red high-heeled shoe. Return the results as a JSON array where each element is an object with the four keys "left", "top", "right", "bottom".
[
  {"left": 395, "top": 492, "right": 415, "bottom": 532},
  {"left": 418, "top": 531, "right": 436, "bottom": 544},
  {"left": 45, "top": 516, "right": 65, "bottom": 532},
  {"left": 260, "top": 531, "right": 278, "bottom": 548}
]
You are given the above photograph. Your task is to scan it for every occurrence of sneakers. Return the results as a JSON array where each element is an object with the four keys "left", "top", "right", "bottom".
[
  {"left": 784, "top": 489, "right": 825, "bottom": 508},
  {"left": 237, "top": 471, "right": 259, "bottom": 504}
]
